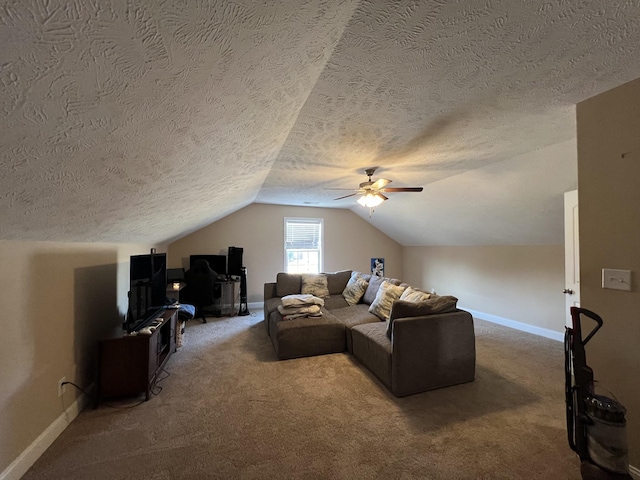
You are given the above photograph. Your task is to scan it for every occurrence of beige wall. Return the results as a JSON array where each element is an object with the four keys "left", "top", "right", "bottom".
[
  {"left": 0, "top": 240, "right": 155, "bottom": 475},
  {"left": 168, "top": 204, "right": 403, "bottom": 302},
  {"left": 403, "top": 245, "right": 566, "bottom": 333},
  {"left": 577, "top": 77, "right": 640, "bottom": 466}
]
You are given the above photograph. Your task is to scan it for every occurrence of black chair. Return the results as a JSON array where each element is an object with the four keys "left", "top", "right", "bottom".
[{"left": 181, "top": 260, "right": 218, "bottom": 323}]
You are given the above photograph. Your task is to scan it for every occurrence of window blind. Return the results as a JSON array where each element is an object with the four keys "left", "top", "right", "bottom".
[{"left": 285, "top": 219, "right": 321, "bottom": 249}]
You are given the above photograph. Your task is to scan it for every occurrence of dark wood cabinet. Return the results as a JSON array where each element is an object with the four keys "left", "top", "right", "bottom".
[{"left": 97, "top": 308, "right": 178, "bottom": 405}]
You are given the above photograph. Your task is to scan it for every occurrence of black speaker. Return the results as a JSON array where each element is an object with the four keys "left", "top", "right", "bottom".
[{"left": 228, "top": 246, "right": 243, "bottom": 277}]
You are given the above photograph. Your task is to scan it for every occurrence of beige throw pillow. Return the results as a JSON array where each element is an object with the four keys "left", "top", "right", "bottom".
[
  {"left": 301, "top": 273, "right": 330, "bottom": 298},
  {"left": 342, "top": 275, "right": 369, "bottom": 306},
  {"left": 400, "top": 286, "right": 431, "bottom": 303},
  {"left": 368, "top": 281, "right": 407, "bottom": 321}
]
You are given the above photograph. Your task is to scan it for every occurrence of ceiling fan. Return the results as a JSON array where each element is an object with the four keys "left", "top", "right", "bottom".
[{"left": 332, "top": 167, "right": 423, "bottom": 214}]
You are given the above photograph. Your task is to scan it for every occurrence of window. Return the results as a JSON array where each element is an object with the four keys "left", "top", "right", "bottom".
[{"left": 284, "top": 217, "right": 323, "bottom": 273}]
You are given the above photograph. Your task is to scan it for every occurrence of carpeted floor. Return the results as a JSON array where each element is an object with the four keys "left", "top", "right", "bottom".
[{"left": 23, "top": 312, "right": 582, "bottom": 479}]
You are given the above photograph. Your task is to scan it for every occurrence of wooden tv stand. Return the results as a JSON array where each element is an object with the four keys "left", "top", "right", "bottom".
[{"left": 97, "top": 307, "right": 178, "bottom": 405}]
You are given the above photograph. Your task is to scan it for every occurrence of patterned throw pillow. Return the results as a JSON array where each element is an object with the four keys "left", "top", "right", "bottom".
[
  {"left": 301, "top": 273, "right": 330, "bottom": 298},
  {"left": 368, "top": 281, "right": 407, "bottom": 321},
  {"left": 400, "top": 286, "right": 431, "bottom": 303},
  {"left": 342, "top": 274, "right": 369, "bottom": 306}
]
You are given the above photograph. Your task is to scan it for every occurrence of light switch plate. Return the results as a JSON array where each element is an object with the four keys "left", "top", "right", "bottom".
[{"left": 602, "top": 269, "right": 632, "bottom": 291}]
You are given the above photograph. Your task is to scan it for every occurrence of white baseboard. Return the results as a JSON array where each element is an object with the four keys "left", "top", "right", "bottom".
[
  {"left": 248, "top": 301, "right": 264, "bottom": 310},
  {"left": 459, "top": 306, "right": 564, "bottom": 343},
  {"left": 0, "top": 385, "right": 93, "bottom": 480}
]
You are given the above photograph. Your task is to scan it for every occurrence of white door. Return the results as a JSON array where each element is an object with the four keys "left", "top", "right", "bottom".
[{"left": 564, "top": 190, "right": 580, "bottom": 327}]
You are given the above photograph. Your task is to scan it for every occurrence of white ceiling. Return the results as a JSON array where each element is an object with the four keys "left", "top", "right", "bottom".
[{"left": 1, "top": 1, "right": 639, "bottom": 245}]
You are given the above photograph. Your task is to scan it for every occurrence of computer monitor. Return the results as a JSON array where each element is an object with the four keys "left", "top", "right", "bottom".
[
  {"left": 189, "top": 255, "right": 226, "bottom": 276},
  {"left": 167, "top": 268, "right": 185, "bottom": 283}
]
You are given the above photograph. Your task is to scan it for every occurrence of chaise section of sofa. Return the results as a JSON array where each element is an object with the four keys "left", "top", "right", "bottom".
[
  {"left": 268, "top": 311, "right": 346, "bottom": 359},
  {"left": 264, "top": 270, "right": 359, "bottom": 360},
  {"left": 352, "top": 309, "right": 475, "bottom": 397}
]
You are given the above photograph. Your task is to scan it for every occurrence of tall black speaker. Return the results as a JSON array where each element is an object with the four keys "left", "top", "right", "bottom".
[
  {"left": 228, "top": 246, "right": 243, "bottom": 277},
  {"left": 238, "top": 266, "right": 250, "bottom": 316}
]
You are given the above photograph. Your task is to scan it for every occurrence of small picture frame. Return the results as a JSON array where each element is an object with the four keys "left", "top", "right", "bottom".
[{"left": 371, "top": 258, "right": 384, "bottom": 277}]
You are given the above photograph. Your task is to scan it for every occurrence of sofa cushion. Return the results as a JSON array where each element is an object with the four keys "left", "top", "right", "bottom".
[
  {"left": 369, "top": 281, "right": 407, "bottom": 321},
  {"left": 342, "top": 274, "right": 369, "bottom": 306},
  {"left": 331, "top": 303, "right": 381, "bottom": 353},
  {"left": 276, "top": 273, "right": 301, "bottom": 297},
  {"left": 325, "top": 270, "right": 352, "bottom": 295},
  {"left": 301, "top": 274, "right": 330, "bottom": 298},
  {"left": 386, "top": 296, "right": 459, "bottom": 338},
  {"left": 330, "top": 303, "right": 380, "bottom": 329},
  {"left": 324, "top": 294, "right": 350, "bottom": 310},
  {"left": 400, "top": 286, "right": 431, "bottom": 303},
  {"left": 352, "top": 322, "right": 392, "bottom": 388}
]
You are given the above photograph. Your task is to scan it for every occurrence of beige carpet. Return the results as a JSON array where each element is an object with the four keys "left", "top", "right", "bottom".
[{"left": 24, "top": 312, "right": 581, "bottom": 479}]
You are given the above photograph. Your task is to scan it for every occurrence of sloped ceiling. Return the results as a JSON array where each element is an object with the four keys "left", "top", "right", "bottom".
[{"left": 1, "top": 1, "right": 640, "bottom": 245}]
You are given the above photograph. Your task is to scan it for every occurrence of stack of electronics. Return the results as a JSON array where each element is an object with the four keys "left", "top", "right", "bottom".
[{"left": 125, "top": 247, "right": 249, "bottom": 331}]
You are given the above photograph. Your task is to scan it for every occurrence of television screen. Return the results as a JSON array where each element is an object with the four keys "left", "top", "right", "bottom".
[
  {"left": 189, "top": 254, "right": 226, "bottom": 276},
  {"left": 167, "top": 268, "right": 185, "bottom": 283},
  {"left": 127, "top": 253, "right": 167, "bottom": 331}
]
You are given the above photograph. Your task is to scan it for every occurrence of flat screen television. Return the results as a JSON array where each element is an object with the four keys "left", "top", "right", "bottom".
[
  {"left": 167, "top": 268, "right": 185, "bottom": 283},
  {"left": 189, "top": 254, "right": 226, "bottom": 276},
  {"left": 126, "top": 253, "right": 167, "bottom": 332}
]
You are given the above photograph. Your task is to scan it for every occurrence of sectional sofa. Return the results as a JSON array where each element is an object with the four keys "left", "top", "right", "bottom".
[{"left": 263, "top": 270, "right": 476, "bottom": 397}]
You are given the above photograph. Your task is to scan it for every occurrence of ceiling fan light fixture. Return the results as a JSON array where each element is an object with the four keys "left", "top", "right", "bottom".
[{"left": 357, "top": 192, "right": 385, "bottom": 208}]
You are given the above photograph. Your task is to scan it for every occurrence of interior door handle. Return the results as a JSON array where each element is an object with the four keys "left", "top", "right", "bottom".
[{"left": 563, "top": 289, "right": 574, "bottom": 294}]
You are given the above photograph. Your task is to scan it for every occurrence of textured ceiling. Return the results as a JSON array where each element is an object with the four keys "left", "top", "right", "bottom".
[{"left": 1, "top": 1, "right": 640, "bottom": 245}]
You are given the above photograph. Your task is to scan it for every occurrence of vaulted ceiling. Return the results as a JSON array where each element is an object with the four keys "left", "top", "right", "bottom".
[{"left": 2, "top": 1, "right": 640, "bottom": 245}]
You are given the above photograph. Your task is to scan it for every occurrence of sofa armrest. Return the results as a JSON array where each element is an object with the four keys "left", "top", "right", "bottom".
[
  {"left": 264, "top": 282, "right": 277, "bottom": 300},
  {"left": 390, "top": 310, "right": 475, "bottom": 396},
  {"left": 263, "top": 282, "right": 280, "bottom": 334}
]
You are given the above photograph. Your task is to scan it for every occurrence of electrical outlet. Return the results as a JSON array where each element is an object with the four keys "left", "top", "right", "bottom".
[{"left": 58, "top": 377, "right": 66, "bottom": 397}]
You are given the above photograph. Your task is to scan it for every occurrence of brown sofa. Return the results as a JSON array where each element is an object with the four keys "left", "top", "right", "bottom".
[{"left": 263, "top": 270, "right": 476, "bottom": 397}]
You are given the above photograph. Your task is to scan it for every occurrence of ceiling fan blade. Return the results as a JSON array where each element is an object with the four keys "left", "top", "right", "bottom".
[
  {"left": 333, "top": 193, "right": 358, "bottom": 200},
  {"left": 371, "top": 178, "right": 391, "bottom": 190},
  {"left": 379, "top": 187, "right": 424, "bottom": 193},
  {"left": 377, "top": 192, "right": 388, "bottom": 201}
]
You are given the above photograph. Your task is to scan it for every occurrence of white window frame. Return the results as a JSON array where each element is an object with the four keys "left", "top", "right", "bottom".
[{"left": 284, "top": 217, "right": 324, "bottom": 274}]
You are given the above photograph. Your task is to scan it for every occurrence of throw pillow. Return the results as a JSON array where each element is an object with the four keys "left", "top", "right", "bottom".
[
  {"left": 325, "top": 270, "right": 353, "bottom": 295},
  {"left": 386, "top": 296, "right": 459, "bottom": 338},
  {"left": 342, "top": 276, "right": 369, "bottom": 306},
  {"left": 276, "top": 273, "right": 301, "bottom": 297},
  {"left": 352, "top": 270, "right": 372, "bottom": 282},
  {"left": 400, "top": 286, "right": 431, "bottom": 303},
  {"left": 362, "top": 275, "right": 385, "bottom": 305},
  {"left": 300, "top": 273, "right": 330, "bottom": 298},
  {"left": 368, "top": 281, "right": 407, "bottom": 321}
]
